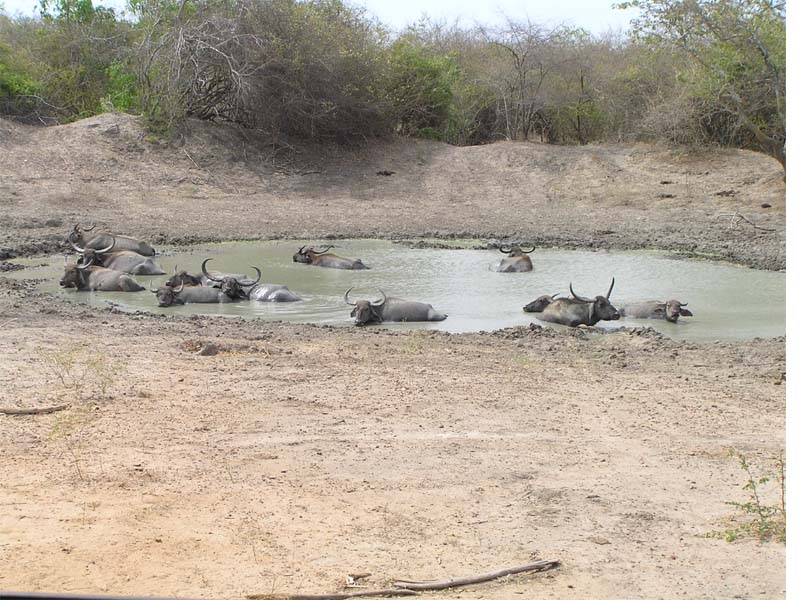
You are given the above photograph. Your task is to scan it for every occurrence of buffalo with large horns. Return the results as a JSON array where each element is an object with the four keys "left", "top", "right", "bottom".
[
  {"left": 620, "top": 300, "right": 693, "bottom": 323},
  {"left": 68, "top": 223, "right": 156, "bottom": 257},
  {"left": 344, "top": 288, "right": 447, "bottom": 326},
  {"left": 293, "top": 245, "right": 369, "bottom": 270},
  {"left": 537, "top": 279, "right": 620, "bottom": 327},
  {"left": 152, "top": 280, "right": 236, "bottom": 306},
  {"left": 494, "top": 244, "right": 535, "bottom": 273},
  {"left": 71, "top": 236, "right": 165, "bottom": 275}
]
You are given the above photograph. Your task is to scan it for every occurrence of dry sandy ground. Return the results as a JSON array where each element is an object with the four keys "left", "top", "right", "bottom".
[{"left": 0, "top": 114, "right": 787, "bottom": 599}]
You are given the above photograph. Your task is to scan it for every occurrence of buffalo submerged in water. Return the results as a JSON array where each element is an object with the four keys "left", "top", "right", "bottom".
[
  {"left": 344, "top": 288, "right": 447, "bottom": 326},
  {"left": 620, "top": 299, "right": 693, "bottom": 323},
  {"left": 60, "top": 259, "right": 144, "bottom": 292},
  {"left": 536, "top": 279, "right": 620, "bottom": 327},
  {"left": 493, "top": 244, "right": 536, "bottom": 273},
  {"left": 293, "top": 245, "right": 369, "bottom": 270},
  {"left": 70, "top": 236, "right": 165, "bottom": 275}
]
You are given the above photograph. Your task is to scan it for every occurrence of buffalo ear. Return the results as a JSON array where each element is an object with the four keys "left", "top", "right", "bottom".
[
  {"left": 350, "top": 307, "right": 357, "bottom": 317},
  {"left": 680, "top": 308, "right": 693, "bottom": 317}
]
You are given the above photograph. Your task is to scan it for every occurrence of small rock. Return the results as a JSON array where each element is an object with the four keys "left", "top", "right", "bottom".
[{"left": 197, "top": 343, "right": 219, "bottom": 356}]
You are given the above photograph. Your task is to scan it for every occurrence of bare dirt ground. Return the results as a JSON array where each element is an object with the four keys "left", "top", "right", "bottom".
[{"left": 0, "top": 114, "right": 786, "bottom": 599}]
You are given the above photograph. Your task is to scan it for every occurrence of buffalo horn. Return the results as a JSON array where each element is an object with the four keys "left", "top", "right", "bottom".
[
  {"left": 246, "top": 266, "right": 262, "bottom": 285},
  {"left": 77, "top": 254, "right": 95, "bottom": 270},
  {"left": 95, "top": 236, "right": 115, "bottom": 254},
  {"left": 201, "top": 258, "right": 223, "bottom": 282},
  {"left": 498, "top": 245, "right": 512, "bottom": 254},
  {"left": 373, "top": 289, "right": 387, "bottom": 307},
  {"left": 150, "top": 281, "right": 159, "bottom": 293},
  {"left": 67, "top": 230, "right": 85, "bottom": 253},
  {"left": 522, "top": 246, "right": 536, "bottom": 254},
  {"left": 312, "top": 245, "right": 334, "bottom": 254},
  {"left": 606, "top": 277, "right": 615, "bottom": 299},
  {"left": 569, "top": 283, "right": 593, "bottom": 303},
  {"left": 344, "top": 287, "right": 357, "bottom": 306},
  {"left": 551, "top": 292, "right": 560, "bottom": 299},
  {"left": 297, "top": 245, "right": 307, "bottom": 254},
  {"left": 82, "top": 223, "right": 96, "bottom": 231},
  {"left": 680, "top": 302, "right": 688, "bottom": 307},
  {"left": 173, "top": 280, "right": 184, "bottom": 293}
]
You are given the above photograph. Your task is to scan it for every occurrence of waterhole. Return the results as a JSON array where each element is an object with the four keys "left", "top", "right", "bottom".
[{"left": 13, "top": 239, "right": 785, "bottom": 341}]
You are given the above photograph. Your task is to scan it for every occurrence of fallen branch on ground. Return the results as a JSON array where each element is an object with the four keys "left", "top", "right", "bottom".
[
  {"left": 0, "top": 404, "right": 70, "bottom": 415},
  {"left": 247, "top": 590, "right": 417, "bottom": 600},
  {"left": 393, "top": 559, "right": 560, "bottom": 591},
  {"left": 246, "top": 559, "right": 560, "bottom": 599},
  {"left": 714, "top": 211, "right": 776, "bottom": 232}
]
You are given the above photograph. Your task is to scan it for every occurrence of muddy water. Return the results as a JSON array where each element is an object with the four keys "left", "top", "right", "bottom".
[{"left": 15, "top": 239, "right": 785, "bottom": 341}]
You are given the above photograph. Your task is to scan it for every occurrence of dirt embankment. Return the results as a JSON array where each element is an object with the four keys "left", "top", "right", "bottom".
[
  {"left": 0, "top": 114, "right": 786, "bottom": 600},
  {"left": 0, "top": 113, "right": 786, "bottom": 270}
]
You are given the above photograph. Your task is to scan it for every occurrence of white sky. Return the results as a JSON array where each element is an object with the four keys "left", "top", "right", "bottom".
[{"left": 1, "top": 0, "right": 638, "bottom": 34}]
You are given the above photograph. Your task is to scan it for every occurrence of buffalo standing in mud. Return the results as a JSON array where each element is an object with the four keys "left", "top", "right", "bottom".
[
  {"left": 344, "top": 288, "right": 447, "bottom": 326},
  {"left": 494, "top": 245, "right": 536, "bottom": 273},
  {"left": 620, "top": 300, "right": 693, "bottom": 323},
  {"left": 293, "top": 245, "right": 369, "bottom": 270},
  {"left": 70, "top": 236, "right": 165, "bottom": 275},
  {"left": 68, "top": 223, "right": 156, "bottom": 257},
  {"left": 60, "top": 260, "right": 144, "bottom": 292},
  {"left": 537, "top": 279, "right": 620, "bottom": 327}
]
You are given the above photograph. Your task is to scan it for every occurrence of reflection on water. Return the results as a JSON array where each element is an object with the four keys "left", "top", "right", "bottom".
[{"left": 12, "top": 239, "right": 785, "bottom": 341}]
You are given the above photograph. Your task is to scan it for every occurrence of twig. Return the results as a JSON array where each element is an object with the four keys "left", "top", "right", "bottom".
[
  {"left": 0, "top": 404, "right": 70, "bottom": 415},
  {"left": 393, "top": 559, "right": 560, "bottom": 591},
  {"left": 183, "top": 148, "right": 202, "bottom": 170},
  {"left": 714, "top": 211, "right": 776, "bottom": 232},
  {"left": 247, "top": 590, "right": 417, "bottom": 600}
]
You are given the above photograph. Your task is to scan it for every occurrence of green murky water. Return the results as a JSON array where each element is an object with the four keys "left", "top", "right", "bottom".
[{"left": 11, "top": 239, "right": 785, "bottom": 341}]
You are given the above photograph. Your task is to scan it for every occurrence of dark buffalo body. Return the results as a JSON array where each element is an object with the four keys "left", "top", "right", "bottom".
[
  {"left": 293, "top": 245, "right": 369, "bottom": 270},
  {"left": 69, "top": 224, "right": 156, "bottom": 257},
  {"left": 494, "top": 245, "right": 535, "bottom": 273},
  {"left": 344, "top": 288, "right": 447, "bottom": 326},
  {"left": 620, "top": 300, "right": 693, "bottom": 323},
  {"left": 537, "top": 279, "right": 620, "bottom": 327},
  {"left": 152, "top": 281, "right": 236, "bottom": 306},
  {"left": 60, "top": 263, "right": 144, "bottom": 292}
]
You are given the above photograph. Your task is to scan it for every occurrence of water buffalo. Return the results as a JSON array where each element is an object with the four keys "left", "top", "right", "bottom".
[
  {"left": 151, "top": 280, "right": 236, "bottom": 306},
  {"left": 344, "top": 288, "right": 447, "bottom": 326},
  {"left": 201, "top": 259, "right": 261, "bottom": 300},
  {"left": 494, "top": 245, "right": 535, "bottom": 273},
  {"left": 60, "top": 260, "right": 144, "bottom": 292},
  {"left": 537, "top": 279, "right": 620, "bottom": 327},
  {"left": 523, "top": 293, "right": 560, "bottom": 313},
  {"left": 247, "top": 283, "right": 302, "bottom": 302},
  {"left": 164, "top": 266, "right": 247, "bottom": 288},
  {"left": 70, "top": 236, "right": 165, "bottom": 275},
  {"left": 620, "top": 300, "right": 693, "bottom": 323},
  {"left": 68, "top": 223, "right": 156, "bottom": 257},
  {"left": 293, "top": 245, "right": 369, "bottom": 270}
]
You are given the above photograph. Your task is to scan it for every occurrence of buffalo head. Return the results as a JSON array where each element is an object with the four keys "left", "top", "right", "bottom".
[
  {"left": 665, "top": 299, "right": 692, "bottom": 323},
  {"left": 499, "top": 244, "right": 536, "bottom": 257},
  {"left": 344, "top": 287, "right": 386, "bottom": 326},
  {"left": 165, "top": 266, "right": 203, "bottom": 288},
  {"left": 292, "top": 244, "right": 333, "bottom": 264},
  {"left": 59, "top": 257, "right": 93, "bottom": 289},
  {"left": 570, "top": 278, "right": 620, "bottom": 322},
  {"left": 523, "top": 293, "right": 559, "bottom": 313},
  {"left": 66, "top": 223, "right": 96, "bottom": 247},
  {"left": 201, "top": 258, "right": 260, "bottom": 299},
  {"left": 152, "top": 280, "right": 185, "bottom": 307}
]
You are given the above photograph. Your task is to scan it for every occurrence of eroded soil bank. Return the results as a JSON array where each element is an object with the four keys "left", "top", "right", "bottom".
[
  {"left": 0, "top": 114, "right": 786, "bottom": 599},
  {"left": 0, "top": 113, "right": 786, "bottom": 270}
]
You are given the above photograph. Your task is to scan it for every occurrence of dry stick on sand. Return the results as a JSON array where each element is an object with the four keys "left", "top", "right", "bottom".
[
  {"left": 247, "top": 560, "right": 560, "bottom": 600},
  {"left": 393, "top": 559, "right": 561, "bottom": 591},
  {"left": 714, "top": 211, "right": 777, "bottom": 232},
  {"left": 0, "top": 404, "right": 70, "bottom": 415},
  {"left": 247, "top": 590, "right": 418, "bottom": 600}
]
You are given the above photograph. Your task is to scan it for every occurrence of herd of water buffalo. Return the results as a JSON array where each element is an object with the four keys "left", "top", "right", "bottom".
[{"left": 58, "top": 224, "right": 693, "bottom": 328}]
